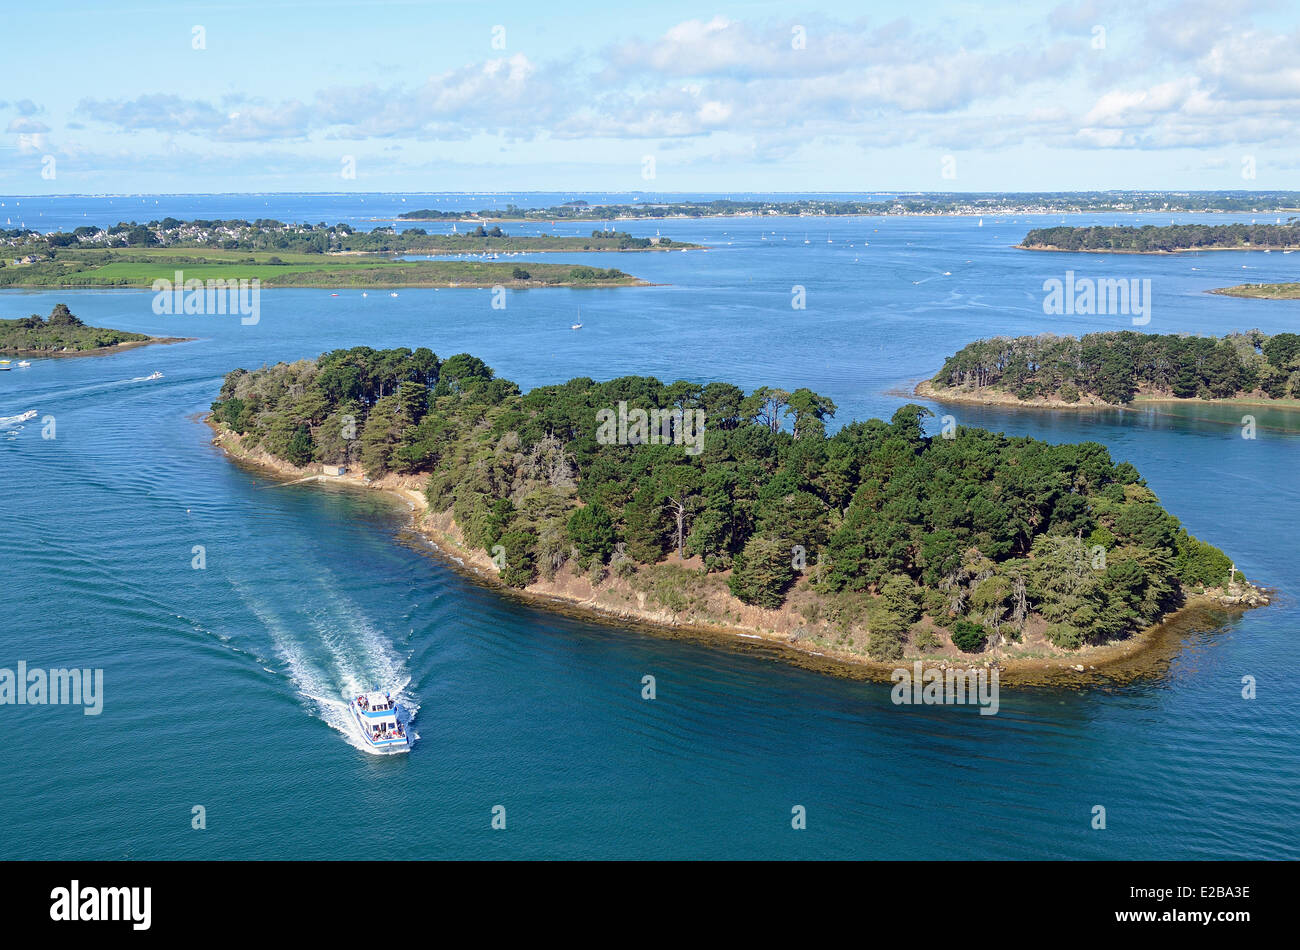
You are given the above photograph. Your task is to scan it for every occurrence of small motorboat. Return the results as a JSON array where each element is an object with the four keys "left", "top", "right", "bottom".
[
  {"left": 144, "top": 371, "right": 163, "bottom": 380},
  {"left": 16, "top": 360, "right": 30, "bottom": 367},
  {"left": 349, "top": 691, "right": 411, "bottom": 754},
  {"left": 571, "top": 323, "right": 582, "bottom": 330}
]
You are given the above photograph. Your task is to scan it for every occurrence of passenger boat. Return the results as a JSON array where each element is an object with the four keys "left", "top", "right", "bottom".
[{"left": 349, "top": 690, "right": 411, "bottom": 754}]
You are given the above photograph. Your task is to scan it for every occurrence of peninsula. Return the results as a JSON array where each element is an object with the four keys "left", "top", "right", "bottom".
[{"left": 207, "top": 346, "right": 1266, "bottom": 683}]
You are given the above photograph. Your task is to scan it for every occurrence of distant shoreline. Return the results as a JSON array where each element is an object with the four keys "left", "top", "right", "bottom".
[{"left": 1020, "top": 244, "right": 1300, "bottom": 254}]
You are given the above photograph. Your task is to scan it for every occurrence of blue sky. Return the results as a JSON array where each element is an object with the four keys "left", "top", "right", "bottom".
[{"left": 3, "top": 0, "right": 1299, "bottom": 193}]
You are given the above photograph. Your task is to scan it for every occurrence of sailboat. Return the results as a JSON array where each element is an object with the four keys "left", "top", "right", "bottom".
[{"left": 978, "top": 218, "right": 983, "bottom": 227}]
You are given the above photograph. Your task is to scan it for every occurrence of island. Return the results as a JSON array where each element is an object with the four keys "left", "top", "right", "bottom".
[
  {"left": 0, "top": 304, "right": 187, "bottom": 355},
  {"left": 919, "top": 330, "right": 1300, "bottom": 406},
  {"left": 1020, "top": 222, "right": 1300, "bottom": 253},
  {"left": 205, "top": 346, "right": 1267, "bottom": 683}
]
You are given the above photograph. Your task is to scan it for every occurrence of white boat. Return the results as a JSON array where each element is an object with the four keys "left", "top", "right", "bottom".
[
  {"left": 17, "top": 360, "right": 30, "bottom": 367},
  {"left": 571, "top": 323, "right": 582, "bottom": 330},
  {"left": 145, "top": 371, "right": 163, "bottom": 380},
  {"left": 389, "top": 292, "right": 399, "bottom": 297},
  {"left": 349, "top": 691, "right": 410, "bottom": 754},
  {"left": 0, "top": 360, "right": 10, "bottom": 372}
]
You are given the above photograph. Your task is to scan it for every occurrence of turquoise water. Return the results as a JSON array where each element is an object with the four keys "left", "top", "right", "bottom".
[{"left": 2, "top": 201, "right": 1298, "bottom": 859}]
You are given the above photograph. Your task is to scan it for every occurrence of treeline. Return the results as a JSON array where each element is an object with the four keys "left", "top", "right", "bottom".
[
  {"left": 211, "top": 348, "right": 1238, "bottom": 658},
  {"left": 0, "top": 304, "right": 148, "bottom": 352},
  {"left": 932, "top": 331, "right": 1300, "bottom": 404},
  {"left": 1021, "top": 223, "right": 1300, "bottom": 252}
]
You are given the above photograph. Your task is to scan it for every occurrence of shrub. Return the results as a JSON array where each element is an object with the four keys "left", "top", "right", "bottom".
[
  {"left": 1045, "top": 622, "right": 1083, "bottom": 650},
  {"left": 950, "top": 619, "right": 988, "bottom": 653}
]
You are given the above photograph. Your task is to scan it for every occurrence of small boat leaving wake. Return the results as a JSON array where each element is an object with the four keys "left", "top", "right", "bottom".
[
  {"left": 132, "top": 372, "right": 164, "bottom": 382},
  {"left": 349, "top": 690, "right": 412, "bottom": 754},
  {"left": 0, "top": 410, "right": 37, "bottom": 425}
]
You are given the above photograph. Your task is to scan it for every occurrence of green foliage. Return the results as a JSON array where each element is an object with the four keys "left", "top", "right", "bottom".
[
  {"left": 1023, "top": 223, "right": 1300, "bottom": 253},
  {"left": 497, "top": 527, "right": 538, "bottom": 588},
  {"left": 210, "top": 347, "right": 1238, "bottom": 656},
  {"left": 1175, "top": 533, "right": 1233, "bottom": 588},
  {"left": 950, "top": 619, "right": 988, "bottom": 653},
  {"left": 934, "top": 330, "right": 1290, "bottom": 404},
  {"left": 1045, "top": 623, "right": 1083, "bottom": 649},
  {"left": 0, "top": 304, "right": 147, "bottom": 352},
  {"left": 567, "top": 503, "right": 617, "bottom": 566},
  {"left": 728, "top": 534, "right": 796, "bottom": 608}
]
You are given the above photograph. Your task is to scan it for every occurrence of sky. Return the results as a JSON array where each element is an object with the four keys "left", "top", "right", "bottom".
[{"left": 3, "top": 0, "right": 1299, "bottom": 194}]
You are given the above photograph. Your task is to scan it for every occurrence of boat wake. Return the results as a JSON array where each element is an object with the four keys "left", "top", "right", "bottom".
[
  {"left": 228, "top": 576, "right": 419, "bottom": 753},
  {"left": 0, "top": 409, "right": 38, "bottom": 427}
]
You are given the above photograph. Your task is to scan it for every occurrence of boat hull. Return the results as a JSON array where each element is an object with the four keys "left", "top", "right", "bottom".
[{"left": 348, "top": 702, "right": 410, "bottom": 754}]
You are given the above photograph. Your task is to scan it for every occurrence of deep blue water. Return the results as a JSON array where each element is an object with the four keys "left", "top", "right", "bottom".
[{"left": 2, "top": 198, "right": 1297, "bottom": 859}]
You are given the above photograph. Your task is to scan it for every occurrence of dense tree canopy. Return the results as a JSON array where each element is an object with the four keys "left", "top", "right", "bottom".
[
  {"left": 1022, "top": 222, "right": 1300, "bottom": 252},
  {"left": 213, "top": 348, "right": 1241, "bottom": 658},
  {"left": 932, "top": 330, "right": 1300, "bottom": 403}
]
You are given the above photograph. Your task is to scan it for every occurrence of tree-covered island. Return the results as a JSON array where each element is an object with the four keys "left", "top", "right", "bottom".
[
  {"left": 1020, "top": 222, "right": 1300, "bottom": 253},
  {"left": 208, "top": 346, "right": 1266, "bottom": 675},
  {"left": 922, "top": 330, "right": 1300, "bottom": 406},
  {"left": 0, "top": 303, "right": 185, "bottom": 355}
]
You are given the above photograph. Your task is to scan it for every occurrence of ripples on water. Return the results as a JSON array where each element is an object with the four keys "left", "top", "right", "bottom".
[{"left": 1, "top": 205, "right": 1297, "bottom": 858}]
